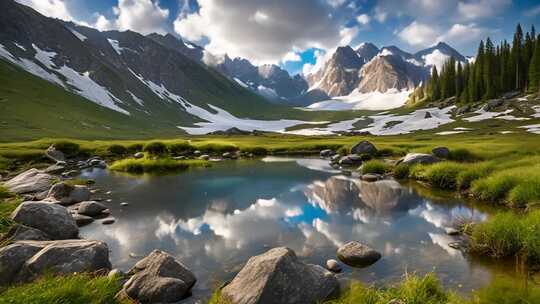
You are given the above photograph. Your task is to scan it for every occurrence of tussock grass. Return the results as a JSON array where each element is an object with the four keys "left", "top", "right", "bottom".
[
  {"left": 0, "top": 191, "right": 21, "bottom": 234},
  {"left": 143, "top": 141, "right": 167, "bottom": 156},
  {"left": 109, "top": 158, "right": 209, "bottom": 175},
  {"left": 106, "top": 144, "right": 127, "bottom": 156},
  {"left": 361, "top": 160, "right": 391, "bottom": 175},
  {"left": 168, "top": 142, "right": 195, "bottom": 155},
  {"left": 0, "top": 273, "right": 129, "bottom": 304},
  {"left": 326, "top": 273, "right": 454, "bottom": 304},
  {"left": 469, "top": 210, "right": 540, "bottom": 263},
  {"left": 467, "top": 275, "right": 540, "bottom": 304}
]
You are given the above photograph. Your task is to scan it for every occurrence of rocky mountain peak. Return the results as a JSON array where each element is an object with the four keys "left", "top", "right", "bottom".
[
  {"left": 356, "top": 42, "right": 379, "bottom": 62},
  {"left": 331, "top": 46, "right": 364, "bottom": 70}
]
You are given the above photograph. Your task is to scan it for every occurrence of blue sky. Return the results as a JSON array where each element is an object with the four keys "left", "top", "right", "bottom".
[{"left": 18, "top": 0, "right": 540, "bottom": 75}]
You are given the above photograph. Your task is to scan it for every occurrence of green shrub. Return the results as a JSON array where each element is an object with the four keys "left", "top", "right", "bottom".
[
  {"left": 52, "top": 141, "right": 80, "bottom": 157},
  {"left": 143, "top": 141, "right": 167, "bottom": 156},
  {"left": 424, "top": 162, "right": 465, "bottom": 189},
  {"left": 107, "top": 144, "right": 127, "bottom": 156},
  {"left": 469, "top": 212, "right": 524, "bottom": 258},
  {"left": 168, "top": 142, "right": 195, "bottom": 156},
  {"left": 448, "top": 148, "right": 478, "bottom": 162},
  {"left": 393, "top": 163, "right": 411, "bottom": 179},
  {"left": 240, "top": 146, "right": 268, "bottom": 156},
  {"left": 126, "top": 143, "right": 143, "bottom": 154},
  {"left": 0, "top": 273, "right": 127, "bottom": 304},
  {"left": 196, "top": 143, "right": 237, "bottom": 153},
  {"left": 361, "top": 160, "right": 391, "bottom": 175},
  {"left": 109, "top": 158, "right": 208, "bottom": 174}
]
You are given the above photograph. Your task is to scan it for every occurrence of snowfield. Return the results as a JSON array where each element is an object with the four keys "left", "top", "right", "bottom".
[{"left": 306, "top": 89, "right": 411, "bottom": 111}]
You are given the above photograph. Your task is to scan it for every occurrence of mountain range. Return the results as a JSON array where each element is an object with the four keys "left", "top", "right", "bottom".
[{"left": 0, "top": 0, "right": 468, "bottom": 139}]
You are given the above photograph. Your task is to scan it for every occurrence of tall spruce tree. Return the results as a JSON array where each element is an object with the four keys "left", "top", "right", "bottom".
[
  {"left": 484, "top": 38, "right": 496, "bottom": 99},
  {"left": 512, "top": 24, "right": 524, "bottom": 90},
  {"left": 529, "top": 37, "right": 540, "bottom": 93}
]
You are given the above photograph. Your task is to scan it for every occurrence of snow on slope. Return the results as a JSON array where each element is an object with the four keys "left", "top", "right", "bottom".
[
  {"left": 306, "top": 89, "right": 411, "bottom": 111},
  {"left": 69, "top": 28, "right": 87, "bottom": 41},
  {"left": 107, "top": 39, "right": 124, "bottom": 55}
]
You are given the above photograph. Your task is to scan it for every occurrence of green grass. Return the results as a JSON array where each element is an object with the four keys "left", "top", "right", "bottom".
[
  {"left": 109, "top": 158, "right": 209, "bottom": 175},
  {"left": 466, "top": 275, "right": 540, "bottom": 304},
  {"left": 0, "top": 187, "right": 20, "bottom": 234},
  {"left": 0, "top": 273, "right": 130, "bottom": 304},
  {"left": 469, "top": 210, "right": 540, "bottom": 263},
  {"left": 326, "top": 273, "right": 455, "bottom": 304},
  {"left": 361, "top": 160, "right": 391, "bottom": 175}
]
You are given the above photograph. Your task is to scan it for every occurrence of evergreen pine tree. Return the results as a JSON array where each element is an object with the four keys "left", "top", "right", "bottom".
[
  {"left": 512, "top": 24, "right": 524, "bottom": 90},
  {"left": 484, "top": 38, "right": 496, "bottom": 99},
  {"left": 430, "top": 66, "right": 441, "bottom": 100},
  {"left": 529, "top": 37, "right": 540, "bottom": 93},
  {"left": 456, "top": 61, "right": 464, "bottom": 98}
]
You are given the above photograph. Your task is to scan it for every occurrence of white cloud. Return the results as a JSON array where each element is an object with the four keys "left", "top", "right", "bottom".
[
  {"left": 356, "top": 14, "right": 370, "bottom": 25},
  {"left": 94, "top": 14, "right": 115, "bottom": 31},
  {"left": 438, "top": 23, "right": 485, "bottom": 45},
  {"left": 173, "top": 0, "right": 347, "bottom": 65},
  {"left": 339, "top": 26, "right": 359, "bottom": 46},
  {"left": 16, "top": 0, "right": 74, "bottom": 21},
  {"left": 90, "top": 0, "right": 169, "bottom": 34},
  {"left": 457, "top": 0, "right": 511, "bottom": 20},
  {"left": 326, "top": 0, "right": 347, "bottom": 8},
  {"left": 398, "top": 21, "right": 439, "bottom": 47},
  {"left": 282, "top": 51, "right": 302, "bottom": 62},
  {"left": 374, "top": 7, "right": 387, "bottom": 22},
  {"left": 302, "top": 49, "right": 328, "bottom": 76}
]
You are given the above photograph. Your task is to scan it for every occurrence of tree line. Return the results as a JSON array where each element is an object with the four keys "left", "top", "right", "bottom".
[{"left": 410, "top": 24, "right": 540, "bottom": 104}]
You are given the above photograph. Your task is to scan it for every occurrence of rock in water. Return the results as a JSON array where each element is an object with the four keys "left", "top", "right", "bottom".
[
  {"left": 119, "top": 250, "right": 196, "bottom": 303},
  {"left": 4, "top": 169, "right": 56, "bottom": 196},
  {"left": 326, "top": 259, "right": 342, "bottom": 273},
  {"left": 432, "top": 147, "right": 450, "bottom": 159},
  {"left": 351, "top": 141, "right": 377, "bottom": 156},
  {"left": 337, "top": 241, "right": 381, "bottom": 268},
  {"left": 399, "top": 153, "right": 440, "bottom": 165},
  {"left": 10, "top": 202, "right": 79, "bottom": 240},
  {"left": 46, "top": 145, "right": 65, "bottom": 162},
  {"left": 220, "top": 247, "right": 339, "bottom": 304},
  {"left": 77, "top": 201, "right": 107, "bottom": 217},
  {"left": 46, "top": 183, "right": 91, "bottom": 205},
  {"left": 320, "top": 149, "right": 335, "bottom": 158}
]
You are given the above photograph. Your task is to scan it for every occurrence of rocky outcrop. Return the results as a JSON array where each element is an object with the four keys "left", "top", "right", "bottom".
[
  {"left": 220, "top": 247, "right": 339, "bottom": 304},
  {"left": 10, "top": 201, "right": 79, "bottom": 240},
  {"left": 0, "top": 240, "right": 111, "bottom": 285},
  {"left": 337, "top": 241, "right": 381, "bottom": 268},
  {"left": 351, "top": 140, "right": 377, "bottom": 155},
  {"left": 46, "top": 182, "right": 91, "bottom": 205},
  {"left": 118, "top": 250, "right": 196, "bottom": 303},
  {"left": 400, "top": 153, "right": 440, "bottom": 165},
  {"left": 4, "top": 169, "right": 56, "bottom": 197}
]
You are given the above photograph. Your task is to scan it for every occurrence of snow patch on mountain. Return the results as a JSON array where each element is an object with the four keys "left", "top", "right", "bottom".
[
  {"left": 306, "top": 89, "right": 411, "bottom": 111},
  {"left": 234, "top": 77, "right": 249, "bottom": 88},
  {"left": 519, "top": 124, "right": 540, "bottom": 134},
  {"left": 69, "top": 28, "right": 87, "bottom": 42},
  {"left": 14, "top": 42, "right": 26, "bottom": 51},
  {"left": 287, "top": 118, "right": 364, "bottom": 136},
  {"left": 464, "top": 108, "right": 513, "bottom": 122},
  {"left": 422, "top": 49, "right": 450, "bottom": 71},
  {"left": 107, "top": 39, "right": 124, "bottom": 55},
  {"left": 127, "top": 91, "right": 144, "bottom": 106},
  {"left": 257, "top": 85, "right": 279, "bottom": 99}
]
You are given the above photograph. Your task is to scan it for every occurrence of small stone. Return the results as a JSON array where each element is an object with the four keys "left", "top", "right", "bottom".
[
  {"left": 134, "top": 152, "right": 144, "bottom": 159},
  {"left": 326, "top": 259, "right": 342, "bottom": 273},
  {"left": 361, "top": 173, "right": 381, "bottom": 182},
  {"left": 102, "top": 218, "right": 116, "bottom": 225},
  {"left": 120, "top": 202, "right": 129, "bottom": 207}
]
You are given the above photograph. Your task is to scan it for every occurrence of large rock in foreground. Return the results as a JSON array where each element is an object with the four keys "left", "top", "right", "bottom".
[
  {"left": 399, "top": 153, "right": 440, "bottom": 165},
  {"left": 220, "top": 247, "right": 339, "bottom": 304},
  {"left": 337, "top": 241, "right": 381, "bottom": 268},
  {"left": 119, "top": 250, "right": 196, "bottom": 303},
  {"left": 4, "top": 169, "right": 56, "bottom": 197},
  {"left": 10, "top": 201, "right": 78, "bottom": 240},
  {"left": 351, "top": 140, "right": 377, "bottom": 156},
  {"left": 0, "top": 240, "right": 111, "bottom": 285}
]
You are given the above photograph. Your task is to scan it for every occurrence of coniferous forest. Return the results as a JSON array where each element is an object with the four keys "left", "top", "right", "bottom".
[{"left": 410, "top": 24, "right": 540, "bottom": 104}]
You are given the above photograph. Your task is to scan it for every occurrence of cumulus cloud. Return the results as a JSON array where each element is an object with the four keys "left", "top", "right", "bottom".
[
  {"left": 16, "top": 0, "right": 74, "bottom": 21},
  {"left": 398, "top": 21, "right": 439, "bottom": 47},
  {"left": 399, "top": 20, "right": 486, "bottom": 49},
  {"left": 282, "top": 51, "right": 302, "bottom": 62},
  {"left": 457, "top": 0, "right": 511, "bottom": 21},
  {"left": 93, "top": 0, "right": 170, "bottom": 34},
  {"left": 356, "top": 14, "right": 370, "bottom": 25},
  {"left": 173, "top": 0, "right": 349, "bottom": 64}
]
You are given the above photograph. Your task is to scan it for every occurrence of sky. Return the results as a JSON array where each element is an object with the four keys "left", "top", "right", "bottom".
[{"left": 16, "top": 0, "right": 540, "bottom": 75}]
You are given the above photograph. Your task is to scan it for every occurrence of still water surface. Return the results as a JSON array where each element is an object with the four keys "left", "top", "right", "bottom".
[{"left": 79, "top": 157, "right": 511, "bottom": 302}]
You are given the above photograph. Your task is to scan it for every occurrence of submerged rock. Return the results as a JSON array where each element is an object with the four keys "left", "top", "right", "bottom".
[
  {"left": 337, "top": 241, "right": 381, "bottom": 268},
  {"left": 11, "top": 201, "right": 78, "bottom": 240},
  {"left": 119, "top": 250, "right": 196, "bottom": 303},
  {"left": 351, "top": 141, "right": 377, "bottom": 156},
  {"left": 220, "top": 247, "right": 339, "bottom": 304}
]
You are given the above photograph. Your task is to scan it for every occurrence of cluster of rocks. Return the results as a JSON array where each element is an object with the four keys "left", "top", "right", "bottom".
[
  {"left": 396, "top": 146, "right": 450, "bottom": 166},
  {"left": 44, "top": 145, "right": 108, "bottom": 179}
]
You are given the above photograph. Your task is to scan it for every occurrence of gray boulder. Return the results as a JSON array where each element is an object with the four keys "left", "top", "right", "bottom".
[
  {"left": 337, "top": 241, "right": 381, "bottom": 268},
  {"left": 432, "top": 147, "right": 450, "bottom": 159},
  {"left": 361, "top": 173, "right": 382, "bottom": 182},
  {"left": 77, "top": 201, "right": 107, "bottom": 217},
  {"left": 0, "top": 241, "right": 45, "bottom": 285},
  {"left": 320, "top": 149, "right": 335, "bottom": 158},
  {"left": 1, "top": 224, "right": 50, "bottom": 242},
  {"left": 339, "top": 155, "right": 363, "bottom": 166},
  {"left": 351, "top": 141, "right": 377, "bottom": 156},
  {"left": 72, "top": 214, "right": 94, "bottom": 227},
  {"left": 4, "top": 169, "right": 56, "bottom": 196},
  {"left": 43, "top": 163, "right": 66, "bottom": 175},
  {"left": 134, "top": 152, "right": 144, "bottom": 159},
  {"left": 46, "top": 183, "right": 90, "bottom": 205},
  {"left": 11, "top": 202, "right": 78, "bottom": 240},
  {"left": 15, "top": 240, "right": 111, "bottom": 283},
  {"left": 400, "top": 153, "right": 440, "bottom": 165},
  {"left": 46, "top": 145, "right": 65, "bottom": 162},
  {"left": 119, "top": 250, "right": 196, "bottom": 303},
  {"left": 220, "top": 247, "right": 339, "bottom": 304}
]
